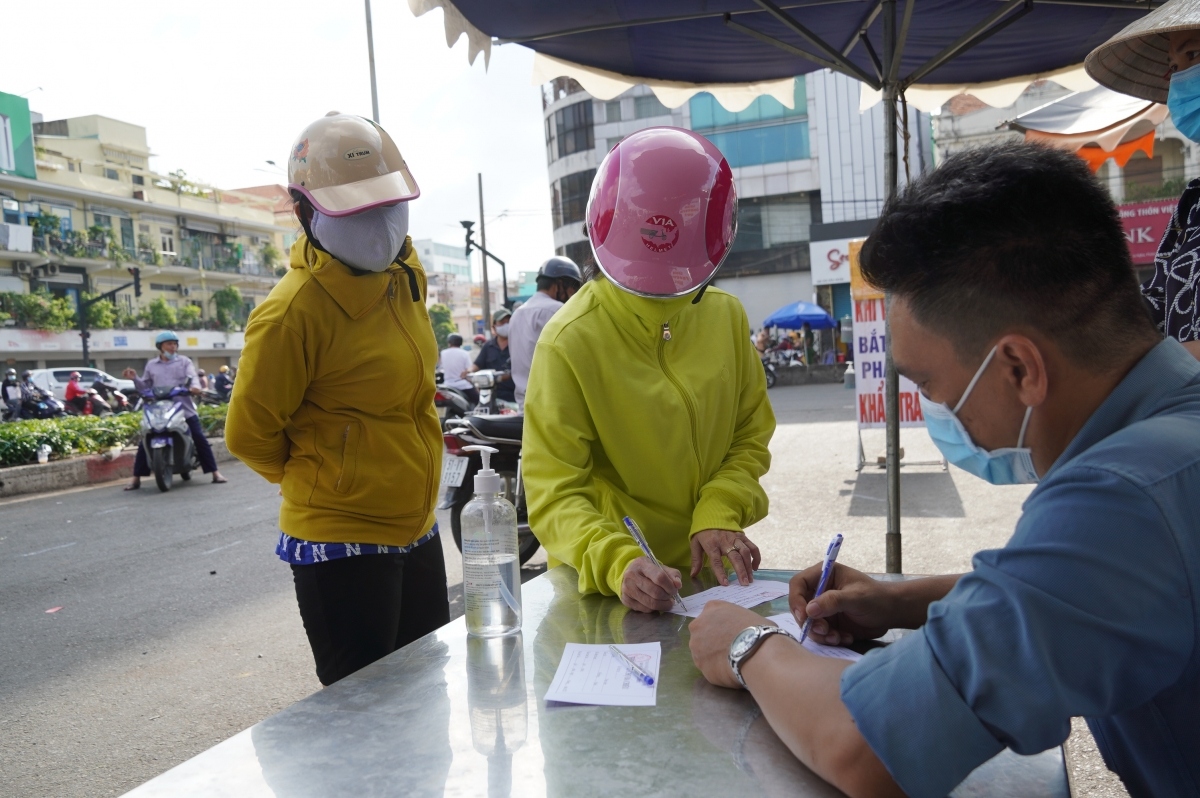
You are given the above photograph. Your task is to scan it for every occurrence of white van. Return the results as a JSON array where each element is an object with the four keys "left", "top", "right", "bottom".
[{"left": 26, "top": 368, "right": 136, "bottom": 401}]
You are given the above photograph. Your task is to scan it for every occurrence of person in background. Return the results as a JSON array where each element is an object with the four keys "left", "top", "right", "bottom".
[
  {"left": 800, "top": 321, "right": 817, "bottom": 366},
  {"left": 2, "top": 369, "right": 22, "bottom": 420},
  {"left": 225, "top": 112, "right": 448, "bottom": 686},
  {"left": 438, "top": 333, "right": 478, "bottom": 406},
  {"left": 472, "top": 308, "right": 515, "bottom": 404},
  {"left": 123, "top": 332, "right": 225, "bottom": 488},
  {"left": 65, "top": 371, "right": 111, "bottom": 415},
  {"left": 689, "top": 143, "right": 1200, "bottom": 798},
  {"left": 523, "top": 127, "right": 775, "bottom": 614},
  {"left": 197, "top": 369, "right": 209, "bottom": 391},
  {"left": 508, "top": 256, "right": 582, "bottom": 407},
  {"left": 1087, "top": 0, "right": 1200, "bottom": 360},
  {"left": 214, "top": 365, "right": 233, "bottom": 402}
]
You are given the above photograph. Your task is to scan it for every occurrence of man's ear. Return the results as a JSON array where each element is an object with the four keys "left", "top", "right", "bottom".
[{"left": 995, "top": 334, "right": 1048, "bottom": 408}]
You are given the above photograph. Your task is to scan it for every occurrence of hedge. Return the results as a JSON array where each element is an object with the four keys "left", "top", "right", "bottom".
[{"left": 0, "top": 404, "right": 228, "bottom": 468}]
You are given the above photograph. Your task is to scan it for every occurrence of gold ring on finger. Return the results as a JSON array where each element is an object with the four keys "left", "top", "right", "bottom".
[{"left": 724, "top": 546, "right": 738, "bottom": 555}]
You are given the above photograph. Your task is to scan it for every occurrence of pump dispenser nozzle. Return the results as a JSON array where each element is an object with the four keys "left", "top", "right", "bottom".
[{"left": 463, "top": 445, "right": 502, "bottom": 493}]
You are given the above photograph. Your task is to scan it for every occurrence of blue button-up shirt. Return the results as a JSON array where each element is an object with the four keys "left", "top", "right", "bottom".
[
  {"left": 841, "top": 339, "right": 1200, "bottom": 798},
  {"left": 134, "top": 354, "right": 200, "bottom": 419}
]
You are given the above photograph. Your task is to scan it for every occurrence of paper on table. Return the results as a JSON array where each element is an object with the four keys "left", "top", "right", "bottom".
[
  {"left": 667, "top": 579, "right": 790, "bottom": 618},
  {"left": 544, "top": 642, "right": 661, "bottom": 707},
  {"left": 766, "top": 613, "right": 862, "bottom": 662}
]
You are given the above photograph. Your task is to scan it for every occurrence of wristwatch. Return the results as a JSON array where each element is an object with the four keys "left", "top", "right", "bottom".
[{"left": 729, "top": 625, "right": 795, "bottom": 689}]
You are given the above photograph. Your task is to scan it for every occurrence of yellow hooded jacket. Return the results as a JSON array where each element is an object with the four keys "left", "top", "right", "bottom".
[
  {"left": 225, "top": 235, "right": 442, "bottom": 547},
  {"left": 523, "top": 278, "right": 775, "bottom": 597}
]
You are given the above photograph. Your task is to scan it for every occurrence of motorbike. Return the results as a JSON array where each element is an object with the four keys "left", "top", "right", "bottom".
[
  {"left": 2, "top": 392, "right": 66, "bottom": 421},
  {"left": 92, "top": 380, "right": 134, "bottom": 413},
  {"left": 441, "top": 414, "right": 540, "bottom": 565},
  {"left": 761, "top": 356, "right": 777, "bottom": 389},
  {"left": 468, "top": 369, "right": 519, "bottom": 415},
  {"left": 138, "top": 385, "right": 200, "bottom": 492},
  {"left": 434, "top": 371, "right": 475, "bottom": 421}
]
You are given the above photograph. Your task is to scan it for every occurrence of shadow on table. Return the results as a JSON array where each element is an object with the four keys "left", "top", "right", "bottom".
[{"left": 847, "top": 471, "right": 965, "bottom": 518}]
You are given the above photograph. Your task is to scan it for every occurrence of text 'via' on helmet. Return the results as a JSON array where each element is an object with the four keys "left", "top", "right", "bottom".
[
  {"left": 288, "top": 112, "right": 420, "bottom": 217},
  {"left": 586, "top": 126, "right": 737, "bottom": 299}
]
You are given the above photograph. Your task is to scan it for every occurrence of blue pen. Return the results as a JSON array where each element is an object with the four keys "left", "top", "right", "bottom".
[
  {"left": 622, "top": 516, "right": 687, "bottom": 611},
  {"left": 609, "top": 645, "right": 655, "bottom": 686},
  {"left": 799, "top": 533, "right": 844, "bottom": 644}
]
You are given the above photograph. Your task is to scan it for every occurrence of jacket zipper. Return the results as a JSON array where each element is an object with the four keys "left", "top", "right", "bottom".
[
  {"left": 335, "top": 424, "right": 350, "bottom": 491},
  {"left": 383, "top": 272, "right": 436, "bottom": 524},
  {"left": 657, "top": 320, "right": 702, "bottom": 464}
]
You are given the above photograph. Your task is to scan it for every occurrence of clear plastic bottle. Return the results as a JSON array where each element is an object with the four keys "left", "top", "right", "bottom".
[{"left": 462, "top": 446, "right": 522, "bottom": 637}]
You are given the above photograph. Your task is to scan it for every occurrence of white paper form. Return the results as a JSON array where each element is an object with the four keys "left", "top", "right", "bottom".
[
  {"left": 667, "top": 579, "right": 790, "bottom": 618},
  {"left": 544, "top": 643, "right": 661, "bottom": 707},
  {"left": 766, "top": 613, "right": 863, "bottom": 662}
]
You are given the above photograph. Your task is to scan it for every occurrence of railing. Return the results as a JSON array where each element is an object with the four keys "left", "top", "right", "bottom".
[{"left": 26, "top": 232, "right": 277, "bottom": 279}]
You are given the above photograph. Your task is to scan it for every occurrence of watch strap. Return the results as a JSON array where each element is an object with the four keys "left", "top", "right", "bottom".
[{"left": 730, "top": 625, "right": 795, "bottom": 689}]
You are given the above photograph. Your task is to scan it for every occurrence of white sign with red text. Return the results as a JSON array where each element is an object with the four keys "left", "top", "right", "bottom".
[
  {"left": 809, "top": 237, "right": 854, "bottom": 285},
  {"left": 853, "top": 297, "right": 925, "bottom": 430}
]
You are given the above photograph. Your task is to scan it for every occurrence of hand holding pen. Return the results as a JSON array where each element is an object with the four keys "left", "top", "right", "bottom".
[
  {"left": 621, "top": 516, "right": 687, "bottom": 614},
  {"left": 799, "top": 533, "right": 843, "bottom": 643}
]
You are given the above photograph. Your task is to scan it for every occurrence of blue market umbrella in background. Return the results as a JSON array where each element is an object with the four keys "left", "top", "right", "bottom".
[
  {"left": 415, "top": 0, "right": 1160, "bottom": 572},
  {"left": 763, "top": 300, "right": 836, "bottom": 330}
]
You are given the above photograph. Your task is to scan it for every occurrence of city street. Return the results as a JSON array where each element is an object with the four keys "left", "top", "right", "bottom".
[{"left": 0, "top": 384, "right": 1123, "bottom": 797}]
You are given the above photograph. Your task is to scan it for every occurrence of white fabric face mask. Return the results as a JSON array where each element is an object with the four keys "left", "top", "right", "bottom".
[{"left": 311, "top": 202, "right": 410, "bottom": 272}]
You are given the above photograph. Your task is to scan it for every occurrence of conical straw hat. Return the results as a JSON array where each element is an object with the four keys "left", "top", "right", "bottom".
[{"left": 1086, "top": 0, "right": 1200, "bottom": 104}]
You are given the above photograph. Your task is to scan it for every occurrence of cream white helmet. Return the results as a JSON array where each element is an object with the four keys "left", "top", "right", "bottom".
[{"left": 287, "top": 112, "right": 419, "bottom": 217}]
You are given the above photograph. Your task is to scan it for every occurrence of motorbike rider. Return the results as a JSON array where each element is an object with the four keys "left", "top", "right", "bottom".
[
  {"left": 214, "top": 365, "right": 233, "bottom": 402},
  {"left": 508, "top": 256, "right": 582, "bottom": 407},
  {"left": 523, "top": 126, "right": 776, "bottom": 613},
  {"left": 225, "top": 112, "right": 450, "bottom": 686},
  {"left": 2, "top": 368, "right": 22, "bottom": 420},
  {"left": 438, "top": 333, "right": 479, "bottom": 406},
  {"left": 122, "top": 331, "right": 227, "bottom": 489},
  {"left": 65, "top": 371, "right": 112, "bottom": 415},
  {"left": 90, "top": 375, "right": 128, "bottom": 411},
  {"left": 471, "top": 308, "right": 516, "bottom": 404}
]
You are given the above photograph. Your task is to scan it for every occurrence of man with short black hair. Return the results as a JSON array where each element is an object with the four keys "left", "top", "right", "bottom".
[
  {"left": 689, "top": 142, "right": 1200, "bottom": 797},
  {"left": 509, "top": 256, "right": 582, "bottom": 406},
  {"left": 438, "top": 333, "right": 478, "bottom": 406},
  {"left": 472, "top": 309, "right": 515, "bottom": 404}
]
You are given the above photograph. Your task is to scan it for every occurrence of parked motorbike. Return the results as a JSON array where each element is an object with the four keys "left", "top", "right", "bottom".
[
  {"left": 761, "top": 356, "right": 777, "bottom": 389},
  {"left": 434, "top": 371, "right": 475, "bottom": 421},
  {"left": 442, "top": 414, "right": 539, "bottom": 565},
  {"left": 469, "top": 369, "right": 519, "bottom": 415},
  {"left": 138, "top": 385, "right": 200, "bottom": 492}
]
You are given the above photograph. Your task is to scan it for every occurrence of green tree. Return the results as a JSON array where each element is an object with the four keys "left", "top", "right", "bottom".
[
  {"left": 210, "top": 285, "right": 243, "bottom": 331},
  {"left": 428, "top": 304, "right": 456, "bottom": 351},
  {"left": 7, "top": 290, "right": 76, "bottom": 332},
  {"left": 177, "top": 303, "right": 202, "bottom": 330},
  {"left": 260, "top": 242, "right": 282, "bottom": 271},
  {"left": 82, "top": 295, "right": 117, "bottom": 329},
  {"left": 145, "top": 297, "right": 177, "bottom": 329}
]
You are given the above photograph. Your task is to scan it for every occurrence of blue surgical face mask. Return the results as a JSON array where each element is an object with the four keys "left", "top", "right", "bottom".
[
  {"left": 918, "top": 346, "right": 1038, "bottom": 485},
  {"left": 162, "top": 350, "right": 178, "bottom": 361},
  {"left": 1168, "top": 62, "right": 1200, "bottom": 143}
]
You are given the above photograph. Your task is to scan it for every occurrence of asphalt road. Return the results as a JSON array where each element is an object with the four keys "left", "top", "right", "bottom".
[{"left": 0, "top": 384, "right": 1124, "bottom": 797}]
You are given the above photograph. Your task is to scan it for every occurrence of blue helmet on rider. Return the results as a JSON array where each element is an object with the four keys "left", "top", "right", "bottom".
[{"left": 155, "top": 331, "right": 180, "bottom": 350}]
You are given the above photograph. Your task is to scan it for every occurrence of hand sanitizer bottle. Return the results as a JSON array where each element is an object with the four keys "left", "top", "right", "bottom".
[{"left": 462, "top": 445, "right": 522, "bottom": 637}]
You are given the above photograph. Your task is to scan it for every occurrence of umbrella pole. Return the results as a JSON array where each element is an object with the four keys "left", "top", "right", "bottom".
[{"left": 882, "top": 0, "right": 902, "bottom": 574}]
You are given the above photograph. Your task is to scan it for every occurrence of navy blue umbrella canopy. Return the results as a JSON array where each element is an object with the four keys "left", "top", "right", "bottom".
[
  {"left": 764, "top": 301, "right": 836, "bottom": 330},
  {"left": 452, "top": 0, "right": 1150, "bottom": 89}
]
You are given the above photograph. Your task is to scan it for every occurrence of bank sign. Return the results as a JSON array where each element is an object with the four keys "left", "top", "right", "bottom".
[{"left": 1119, "top": 198, "right": 1178, "bottom": 264}]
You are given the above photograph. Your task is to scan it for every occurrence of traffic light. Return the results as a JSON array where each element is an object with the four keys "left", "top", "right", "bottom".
[{"left": 129, "top": 267, "right": 142, "bottom": 298}]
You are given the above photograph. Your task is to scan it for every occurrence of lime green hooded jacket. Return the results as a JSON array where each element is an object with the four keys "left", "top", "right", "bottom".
[{"left": 523, "top": 278, "right": 775, "bottom": 597}]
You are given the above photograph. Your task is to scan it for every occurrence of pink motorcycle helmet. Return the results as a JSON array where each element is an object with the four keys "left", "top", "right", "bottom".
[{"left": 586, "top": 126, "right": 736, "bottom": 298}]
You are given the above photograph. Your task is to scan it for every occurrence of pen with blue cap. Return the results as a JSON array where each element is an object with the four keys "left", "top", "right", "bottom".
[
  {"left": 799, "top": 532, "right": 844, "bottom": 644},
  {"left": 623, "top": 516, "right": 687, "bottom": 611},
  {"left": 609, "top": 645, "right": 655, "bottom": 686}
]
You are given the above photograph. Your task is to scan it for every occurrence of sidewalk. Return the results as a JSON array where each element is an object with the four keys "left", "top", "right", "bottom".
[{"left": 0, "top": 439, "right": 236, "bottom": 500}]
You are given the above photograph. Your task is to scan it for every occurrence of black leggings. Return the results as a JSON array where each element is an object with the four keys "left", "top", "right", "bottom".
[{"left": 291, "top": 537, "right": 451, "bottom": 686}]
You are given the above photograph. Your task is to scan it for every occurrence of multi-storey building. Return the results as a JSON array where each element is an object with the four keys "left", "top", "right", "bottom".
[
  {"left": 541, "top": 73, "right": 931, "bottom": 331},
  {"left": 0, "top": 91, "right": 292, "bottom": 374}
]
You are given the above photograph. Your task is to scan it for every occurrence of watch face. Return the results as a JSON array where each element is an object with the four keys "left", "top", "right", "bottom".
[{"left": 731, "top": 627, "right": 760, "bottom": 659}]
